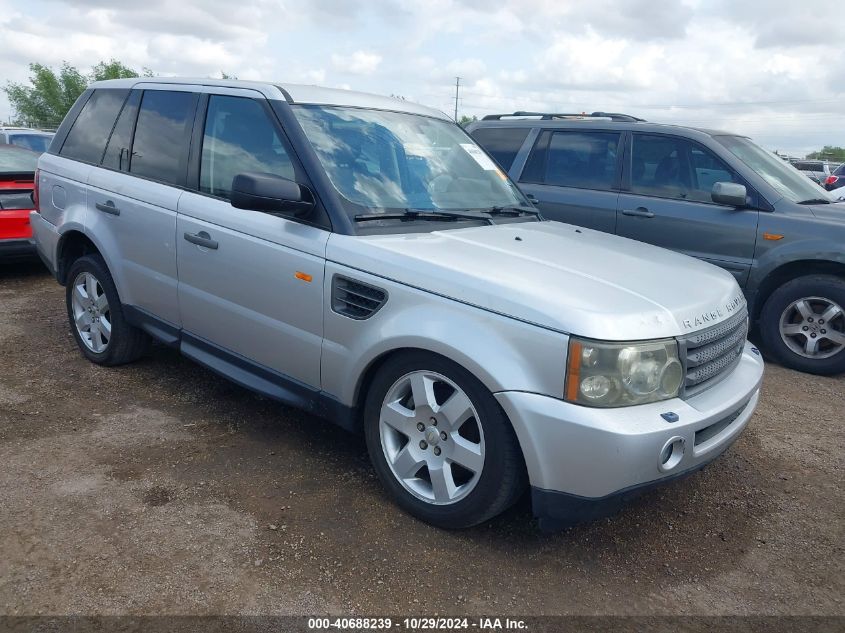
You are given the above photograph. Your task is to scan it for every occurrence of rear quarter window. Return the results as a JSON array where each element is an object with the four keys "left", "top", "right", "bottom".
[
  {"left": 59, "top": 89, "right": 129, "bottom": 164},
  {"left": 469, "top": 127, "right": 530, "bottom": 171}
]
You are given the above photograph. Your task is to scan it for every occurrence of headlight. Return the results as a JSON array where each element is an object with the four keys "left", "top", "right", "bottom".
[{"left": 565, "top": 337, "right": 683, "bottom": 407}]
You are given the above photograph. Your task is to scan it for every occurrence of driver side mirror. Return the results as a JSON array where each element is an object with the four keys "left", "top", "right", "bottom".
[
  {"left": 230, "top": 172, "right": 315, "bottom": 217},
  {"left": 711, "top": 181, "right": 747, "bottom": 207}
]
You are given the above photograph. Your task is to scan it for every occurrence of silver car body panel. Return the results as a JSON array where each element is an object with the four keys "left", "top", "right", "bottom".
[
  {"left": 176, "top": 191, "right": 327, "bottom": 389},
  {"left": 326, "top": 221, "right": 746, "bottom": 341}
]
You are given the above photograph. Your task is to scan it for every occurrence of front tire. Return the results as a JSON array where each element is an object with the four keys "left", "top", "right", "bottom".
[
  {"left": 65, "top": 254, "right": 149, "bottom": 366},
  {"left": 364, "top": 351, "right": 525, "bottom": 529},
  {"left": 759, "top": 275, "right": 845, "bottom": 375}
]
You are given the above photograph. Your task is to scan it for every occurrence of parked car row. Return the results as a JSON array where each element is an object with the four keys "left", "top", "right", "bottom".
[
  {"left": 789, "top": 159, "right": 837, "bottom": 186},
  {"left": 0, "top": 145, "right": 38, "bottom": 261},
  {"left": 30, "top": 78, "right": 765, "bottom": 531},
  {"left": 468, "top": 112, "right": 845, "bottom": 376}
]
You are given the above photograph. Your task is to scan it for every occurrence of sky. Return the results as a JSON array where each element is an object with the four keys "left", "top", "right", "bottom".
[{"left": 1, "top": 0, "right": 843, "bottom": 157}]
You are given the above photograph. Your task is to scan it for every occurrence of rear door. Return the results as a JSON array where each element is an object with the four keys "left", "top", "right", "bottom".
[
  {"left": 176, "top": 91, "right": 327, "bottom": 389},
  {"left": 616, "top": 133, "right": 759, "bottom": 284},
  {"left": 86, "top": 88, "right": 198, "bottom": 326},
  {"left": 515, "top": 129, "right": 621, "bottom": 233}
]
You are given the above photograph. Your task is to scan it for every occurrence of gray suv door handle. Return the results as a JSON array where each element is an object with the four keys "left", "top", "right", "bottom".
[
  {"left": 622, "top": 207, "right": 655, "bottom": 218},
  {"left": 184, "top": 231, "right": 219, "bottom": 250},
  {"left": 95, "top": 201, "right": 120, "bottom": 216}
]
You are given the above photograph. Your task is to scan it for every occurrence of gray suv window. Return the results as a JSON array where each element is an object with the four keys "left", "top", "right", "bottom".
[
  {"left": 468, "top": 127, "right": 530, "bottom": 171},
  {"left": 102, "top": 91, "right": 141, "bottom": 171},
  {"left": 521, "top": 130, "right": 621, "bottom": 190},
  {"left": 59, "top": 89, "right": 128, "bottom": 164},
  {"left": 129, "top": 90, "right": 197, "bottom": 186},
  {"left": 631, "top": 134, "right": 738, "bottom": 203},
  {"left": 200, "top": 95, "right": 295, "bottom": 199}
]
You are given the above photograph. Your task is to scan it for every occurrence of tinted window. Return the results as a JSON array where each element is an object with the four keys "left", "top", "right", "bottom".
[
  {"left": 0, "top": 145, "right": 39, "bottom": 173},
  {"left": 8, "top": 134, "right": 53, "bottom": 153},
  {"left": 130, "top": 90, "right": 197, "bottom": 186},
  {"left": 200, "top": 95, "right": 294, "bottom": 198},
  {"left": 522, "top": 130, "right": 620, "bottom": 190},
  {"left": 469, "top": 127, "right": 530, "bottom": 171},
  {"left": 102, "top": 91, "right": 141, "bottom": 171},
  {"left": 60, "top": 89, "right": 128, "bottom": 164},
  {"left": 631, "top": 134, "right": 739, "bottom": 203},
  {"left": 835, "top": 164, "right": 845, "bottom": 176}
]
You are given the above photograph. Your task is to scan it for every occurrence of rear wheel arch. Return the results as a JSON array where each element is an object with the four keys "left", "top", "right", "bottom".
[{"left": 57, "top": 230, "right": 101, "bottom": 285}]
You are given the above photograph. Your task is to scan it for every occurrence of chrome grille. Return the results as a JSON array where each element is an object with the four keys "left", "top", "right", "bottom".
[{"left": 679, "top": 308, "right": 748, "bottom": 396}]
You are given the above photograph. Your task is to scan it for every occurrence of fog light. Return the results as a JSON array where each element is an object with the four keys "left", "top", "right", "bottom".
[{"left": 658, "top": 436, "right": 685, "bottom": 472}]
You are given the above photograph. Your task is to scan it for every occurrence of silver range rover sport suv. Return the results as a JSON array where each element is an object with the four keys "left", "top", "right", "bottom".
[{"left": 31, "top": 79, "right": 764, "bottom": 530}]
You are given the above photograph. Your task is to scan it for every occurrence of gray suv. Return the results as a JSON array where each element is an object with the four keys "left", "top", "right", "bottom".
[
  {"left": 469, "top": 113, "right": 845, "bottom": 375},
  {"left": 31, "top": 80, "right": 763, "bottom": 530}
]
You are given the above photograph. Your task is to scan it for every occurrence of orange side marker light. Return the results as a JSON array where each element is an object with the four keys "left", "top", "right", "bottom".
[
  {"left": 295, "top": 271, "right": 313, "bottom": 282},
  {"left": 762, "top": 233, "right": 784, "bottom": 241}
]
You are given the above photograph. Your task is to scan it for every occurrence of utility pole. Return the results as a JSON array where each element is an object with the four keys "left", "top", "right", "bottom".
[{"left": 453, "top": 77, "right": 460, "bottom": 122}]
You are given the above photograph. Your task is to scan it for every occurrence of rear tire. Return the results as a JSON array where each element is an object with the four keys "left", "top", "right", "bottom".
[
  {"left": 364, "top": 351, "right": 526, "bottom": 529},
  {"left": 759, "top": 275, "right": 845, "bottom": 375},
  {"left": 65, "top": 254, "right": 149, "bottom": 366}
]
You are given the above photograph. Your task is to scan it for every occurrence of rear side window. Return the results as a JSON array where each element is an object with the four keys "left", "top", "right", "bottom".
[
  {"left": 521, "top": 130, "right": 621, "bottom": 190},
  {"left": 60, "top": 89, "right": 128, "bottom": 164},
  {"left": 199, "top": 95, "right": 295, "bottom": 199},
  {"left": 129, "top": 90, "right": 198, "bottom": 186},
  {"left": 469, "top": 127, "right": 530, "bottom": 171},
  {"left": 102, "top": 91, "right": 141, "bottom": 171},
  {"left": 835, "top": 164, "right": 845, "bottom": 176}
]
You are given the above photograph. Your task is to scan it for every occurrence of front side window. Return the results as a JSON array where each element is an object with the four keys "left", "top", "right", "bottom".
[
  {"left": 292, "top": 105, "right": 526, "bottom": 216},
  {"left": 60, "top": 89, "right": 128, "bottom": 164},
  {"left": 522, "top": 130, "right": 620, "bottom": 190},
  {"left": 200, "top": 96, "right": 295, "bottom": 199},
  {"left": 129, "top": 90, "right": 197, "bottom": 186},
  {"left": 631, "top": 134, "right": 739, "bottom": 203}
]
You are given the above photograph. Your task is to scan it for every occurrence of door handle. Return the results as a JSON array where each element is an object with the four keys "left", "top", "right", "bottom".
[
  {"left": 183, "top": 231, "right": 219, "bottom": 250},
  {"left": 95, "top": 201, "right": 120, "bottom": 216},
  {"left": 621, "top": 207, "right": 655, "bottom": 218}
]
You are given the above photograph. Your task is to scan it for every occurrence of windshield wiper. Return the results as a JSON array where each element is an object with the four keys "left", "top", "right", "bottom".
[
  {"left": 483, "top": 205, "right": 541, "bottom": 218},
  {"left": 354, "top": 209, "right": 493, "bottom": 224},
  {"left": 797, "top": 198, "right": 831, "bottom": 205}
]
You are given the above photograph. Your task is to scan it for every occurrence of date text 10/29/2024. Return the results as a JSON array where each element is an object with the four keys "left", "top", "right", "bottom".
[{"left": 308, "top": 617, "right": 528, "bottom": 630}]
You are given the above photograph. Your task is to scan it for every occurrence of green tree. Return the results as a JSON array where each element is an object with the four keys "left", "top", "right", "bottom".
[
  {"left": 806, "top": 146, "right": 845, "bottom": 162},
  {"left": 4, "top": 60, "right": 153, "bottom": 129},
  {"left": 458, "top": 114, "right": 477, "bottom": 127}
]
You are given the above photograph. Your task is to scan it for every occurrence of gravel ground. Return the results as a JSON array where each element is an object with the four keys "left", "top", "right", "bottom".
[{"left": 0, "top": 261, "right": 842, "bottom": 617}]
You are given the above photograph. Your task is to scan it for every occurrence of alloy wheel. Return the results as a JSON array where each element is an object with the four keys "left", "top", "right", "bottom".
[
  {"left": 71, "top": 272, "right": 111, "bottom": 353},
  {"left": 779, "top": 296, "right": 845, "bottom": 359},
  {"left": 378, "top": 370, "right": 485, "bottom": 505}
]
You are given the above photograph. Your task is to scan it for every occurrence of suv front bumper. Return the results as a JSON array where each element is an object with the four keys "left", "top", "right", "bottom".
[{"left": 495, "top": 342, "right": 764, "bottom": 530}]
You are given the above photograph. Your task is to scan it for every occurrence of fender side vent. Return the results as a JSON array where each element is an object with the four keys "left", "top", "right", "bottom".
[{"left": 331, "top": 275, "right": 387, "bottom": 320}]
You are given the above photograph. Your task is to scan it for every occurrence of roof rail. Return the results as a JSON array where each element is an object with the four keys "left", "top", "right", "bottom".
[{"left": 481, "top": 111, "right": 646, "bottom": 122}]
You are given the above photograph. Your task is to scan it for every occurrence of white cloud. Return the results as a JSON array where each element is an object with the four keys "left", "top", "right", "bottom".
[
  {"left": 0, "top": 0, "right": 841, "bottom": 156},
  {"left": 331, "top": 51, "right": 383, "bottom": 75}
]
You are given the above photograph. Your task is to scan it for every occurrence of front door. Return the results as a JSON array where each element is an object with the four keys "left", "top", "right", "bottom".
[
  {"left": 176, "top": 93, "right": 327, "bottom": 389},
  {"left": 616, "top": 133, "right": 759, "bottom": 285}
]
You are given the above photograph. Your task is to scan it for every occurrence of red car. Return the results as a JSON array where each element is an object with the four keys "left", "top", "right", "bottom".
[{"left": 0, "top": 145, "right": 38, "bottom": 261}]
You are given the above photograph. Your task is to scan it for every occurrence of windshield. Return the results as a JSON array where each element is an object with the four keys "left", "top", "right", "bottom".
[
  {"left": 8, "top": 133, "right": 53, "bottom": 153},
  {"left": 716, "top": 135, "right": 835, "bottom": 204},
  {"left": 0, "top": 145, "right": 39, "bottom": 173},
  {"left": 292, "top": 105, "right": 527, "bottom": 216}
]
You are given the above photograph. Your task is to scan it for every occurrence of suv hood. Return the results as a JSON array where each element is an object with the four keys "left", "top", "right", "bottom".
[
  {"left": 328, "top": 221, "right": 745, "bottom": 340},
  {"left": 808, "top": 200, "right": 845, "bottom": 221}
]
